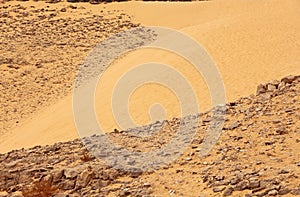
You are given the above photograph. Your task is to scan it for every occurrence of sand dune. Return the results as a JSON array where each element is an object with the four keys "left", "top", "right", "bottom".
[{"left": 0, "top": 0, "right": 300, "bottom": 153}]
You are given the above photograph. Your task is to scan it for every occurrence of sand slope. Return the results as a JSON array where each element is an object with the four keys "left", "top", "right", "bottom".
[{"left": 1, "top": 0, "right": 300, "bottom": 153}]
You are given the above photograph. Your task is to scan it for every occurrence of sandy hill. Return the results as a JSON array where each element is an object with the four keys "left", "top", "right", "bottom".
[
  {"left": 0, "top": 75, "right": 299, "bottom": 196},
  {"left": 0, "top": 0, "right": 299, "bottom": 153}
]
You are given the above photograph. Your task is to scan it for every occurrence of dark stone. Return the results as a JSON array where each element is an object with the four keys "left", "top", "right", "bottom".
[
  {"left": 223, "top": 187, "right": 234, "bottom": 196},
  {"left": 257, "top": 84, "right": 266, "bottom": 95},
  {"left": 234, "top": 180, "right": 249, "bottom": 191}
]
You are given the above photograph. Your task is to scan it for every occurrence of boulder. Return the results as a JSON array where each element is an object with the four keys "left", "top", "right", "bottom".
[
  {"left": 76, "top": 169, "right": 94, "bottom": 188},
  {"left": 281, "top": 75, "right": 297, "bottom": 84},
  {"left": 256, "top": 84, "right": 266, "bottom": 95}
]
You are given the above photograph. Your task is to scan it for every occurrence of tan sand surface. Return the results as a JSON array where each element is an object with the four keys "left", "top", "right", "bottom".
[{"left": 0, "top": 0, "right": 299, "bottom": 153}]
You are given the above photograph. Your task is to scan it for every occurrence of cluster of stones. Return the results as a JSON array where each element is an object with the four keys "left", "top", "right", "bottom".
[
  {"left": 175, "top": 75, "right": 300, "bottom": 196},
  {"left": 0, "top": 140, "right": 153, "bottom": 197},
  {"left": 256, "top": 75, "right": 300, "bottom": 95}
]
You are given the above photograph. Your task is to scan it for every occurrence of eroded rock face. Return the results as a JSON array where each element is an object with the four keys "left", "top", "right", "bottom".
[{"left": 0, "top": 75, "right": 299, "bottom": 196}]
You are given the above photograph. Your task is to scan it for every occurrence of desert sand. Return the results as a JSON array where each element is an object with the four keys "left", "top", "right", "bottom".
[
  {"left": 0, "top": 0, "right": 300, "bottom": 196},
  {"left": 1, "top": 0, "right": 299, "bottom": 153}
]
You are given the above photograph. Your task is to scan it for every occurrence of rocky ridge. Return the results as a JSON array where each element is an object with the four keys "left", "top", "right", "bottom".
[{"left": 0, "top": 75, "right": 299, "bottom": 196}]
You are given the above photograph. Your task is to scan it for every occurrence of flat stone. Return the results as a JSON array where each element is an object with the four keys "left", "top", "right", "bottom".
[
  {"left": 213, "top": 186, "right": 225, "bottom": 192},
  {"left": 64, "top": 168, "right": 78, "bottom": 179},
  {"left": 272, "top": 119, "right": 281, "bottom": 124},
  {"left": 268, "top": 189, "right": 278, "bottom": 196}
]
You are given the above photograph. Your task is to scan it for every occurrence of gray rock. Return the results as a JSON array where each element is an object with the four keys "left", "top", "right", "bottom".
[
  {"left": 53, "top": 169, "right": 64, "bottom": 182},
  {"left": 281, "top": 75, "right": 297, "bottom": 84},
  {"left": 249, "top": 178, "right": 260, "bottom": 189},
  {"left": 256, "top": 84, "right": 266, "bottom": 95},
  {"left": 58, "top": 180, "right": 75, "bottom": 190},
  {"left": 275, "top": 127, "right": 287, "bottom": 135},
  {"left": 278, "top": 82, "right": 286, "bottom": 90},
  {"left": 5, "top": 160, "right": 20, "bottom": 168},
  {"left": 76, "top": 169, "right": 94, "bottom": 188},
  {"left": 230, "top": 177, "right": 240, "bottom": 185},
  {"left": 291, "top": 188, "right": 300, "bottom": 195},
  {"left": 278, "top": 187, "right": 291, "bottom": 195},
  {"left": 267, "top": 84, "right": 276, "bottom": 91},
  {"left": 64, "top": 168, "right": 78, "bottom": 179},
  {"left": 224, "top": 122, "right": 240, "bottom": 130},
  {"left": 42, "top": 174, "right": 53, "bottom": 183},
  {"left": 277, "top": 169, "right": 289, "bottom": 174},
  {"left": 98, "top": 180, "right": 110, "bottom": 187},
  {"left": 272, "top": 119, "right": 281, "bottom": 124},
  {"left": 223, "top": 187, "right": 234, "bottom": 196},
  {"left": 234, "top": 180, "right": 249, "bottom": 191},
  {"left": 213, "top": 186, "right": 225, "bottom": 192},
  {"left": 268, "top": 189, "right": 278, "bottom": 196}
]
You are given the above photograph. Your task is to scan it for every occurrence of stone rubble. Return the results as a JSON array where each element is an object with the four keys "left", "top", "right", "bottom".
[{"left": 0, "top": 75, "right": 299, "bottom": 196}]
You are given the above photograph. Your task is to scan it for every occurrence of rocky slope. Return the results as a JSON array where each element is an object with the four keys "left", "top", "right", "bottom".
[
  {"left": 0, "top": 3, "right": 140, "bottom": 134},
  {"left": 0, "top": 75, "right": 299, "bottom": 197}
]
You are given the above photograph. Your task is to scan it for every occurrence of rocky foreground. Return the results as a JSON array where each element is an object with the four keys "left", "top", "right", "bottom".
[{"left": 0, "top": 75, "right": 299, "bottom": 197}]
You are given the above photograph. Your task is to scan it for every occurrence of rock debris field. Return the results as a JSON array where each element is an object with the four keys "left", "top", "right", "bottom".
[
  {"left": 0, "top": 3, "right": 142, "bottom": 134},
  {"left": 0, "top": 75, "right": 299, "bottom": 196}
]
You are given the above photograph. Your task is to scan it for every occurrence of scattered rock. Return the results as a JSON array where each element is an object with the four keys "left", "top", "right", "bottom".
[
  {"left": 64, "top": 168, "right": 78, "bottom": 179},
  {"left": 268, "top": 189, "right": 278, "bottom": 196},
  {"left": 281, "top": 75, "right": 297, "bottom": 84},
  {"left": 213, "top": 186, "right": 225, "bottom": 192},
  {"left": 291, "top": 188, "right": 300, "bottom": 195},
  {"left": 76, "top": 169, "right": 94, "bottom": 188},
  {"left": 224, "top": 121, "right": 240, "bottom": 130},
  {"left": 223, "top": 187, "right": 234, "bottom": 196},
  {"left": 249, "top": 178, "right": 260, "bottom": 189},
  {"left": 267, "top": 84, "right": 276, "bottom": 91},
  {"left": 257, "top": 84, "right": 266, "bottom": 95},
  {"left": 234, "top": 180, "right": 249, "bottom": 191},
  {"left": 58, "top": 180, "right": 75, "bottom": 190}
]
